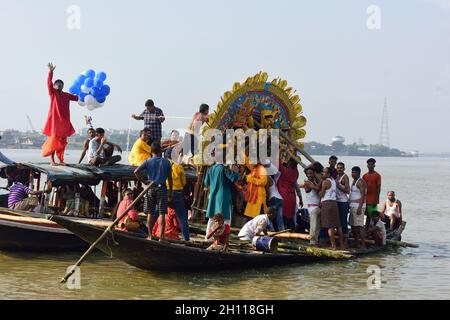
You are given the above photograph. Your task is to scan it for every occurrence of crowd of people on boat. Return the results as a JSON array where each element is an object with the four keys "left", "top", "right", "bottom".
[
  {"left": 0, "top": 64, "right": 405, "bottom": 252},
  {"left": 104, "top": 98, "right": 403, "bottom": 251}
]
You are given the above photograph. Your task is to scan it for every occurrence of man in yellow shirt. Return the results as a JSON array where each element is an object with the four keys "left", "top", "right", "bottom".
[
  {"left": 129, "top": 129, "right": 152, "bottom": 166},
  {"left": 165, "top": 148, "right": 190, "bottom": 241}
]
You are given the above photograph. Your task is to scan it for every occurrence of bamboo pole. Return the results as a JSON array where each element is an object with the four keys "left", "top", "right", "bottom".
[
  {"left": 268, "top": 232, "right": 312, "bottom": 241},
  {"left": 286, "top": 149, "right": 308, "bottom": 169},
  {"left": 60, "top": 182, "right": 156, "bottom": 284},
  {"left": 277, "top": 242, "right": 354, "bottom": 259},
  {"left": 278, "top": 129, "right": 316, "bottom": 164},
  {"left": 254, "top": 118, "right": 316, "bottom": 163}
]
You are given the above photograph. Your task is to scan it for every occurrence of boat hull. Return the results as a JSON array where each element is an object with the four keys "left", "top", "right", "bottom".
[
  {"left": 0, "top": 214, "right": 87, "bottom": 251},
  {"left": 50, "top": 215, "right": 326, "bottom": 271}
]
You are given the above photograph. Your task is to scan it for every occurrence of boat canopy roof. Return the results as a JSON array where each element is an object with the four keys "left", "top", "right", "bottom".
[
  {"left": 13, "top": 163, "right": 138, "bottom": 186},
  {"left": 1, "top": 162, "right": 197, "bottom": 186}
]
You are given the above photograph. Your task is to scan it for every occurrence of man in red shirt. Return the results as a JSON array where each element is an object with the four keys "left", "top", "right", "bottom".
[
  {"left": 42, "top": 63, "right": 79, "bottom": 166},
  {"left": 363, "top": 158, "right": 382, "bottom": 227}
]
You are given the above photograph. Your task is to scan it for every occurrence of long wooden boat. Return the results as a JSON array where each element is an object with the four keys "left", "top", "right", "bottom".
[
  {"left": 0, "top": 210, "right": 110, "bottom": 251},
  {"left": 0, "top": 162, "right": 197, "bottom": 251},
  {"left": 50, "top": 215, "right": 406, "bottom": 272}
]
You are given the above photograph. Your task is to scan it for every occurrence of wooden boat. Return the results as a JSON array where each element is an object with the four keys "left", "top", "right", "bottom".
[
  {"left": 50, "top": 214, "right": 407, "bottom": 272},
  {"left": 0, "top": 162, "right": 197, "bottom": 251},
  {"left": 0, "top": 210, "right": 109, "bottom": 251}
]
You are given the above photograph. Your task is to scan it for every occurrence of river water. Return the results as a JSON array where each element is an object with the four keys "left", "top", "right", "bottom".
[{"left": 1, "top": 149, "right": 449, "bottom": 300}]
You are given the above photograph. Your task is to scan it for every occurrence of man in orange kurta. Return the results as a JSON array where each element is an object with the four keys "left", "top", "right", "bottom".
[
  {"left": 244, "top": 163, "right": 268, "bottom": 219},
  {"left": 42, "top": 63, "right": 79, "bottom": 165}
]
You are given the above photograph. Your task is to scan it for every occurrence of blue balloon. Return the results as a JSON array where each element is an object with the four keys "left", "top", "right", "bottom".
[
  {"left": 90, "top": 87, "right": 101, "bottom": 97},
  {"left": 85, "top": 69, "right": 95, "bottom": 79},
  {"left": 76, "top": 74, "right": 87, "bottom": 85},
  {"left": 69, "top": 85, "right": 80, "bottom": 95},
  {"left": 84, "top": 78, "right": 94, "bottom": 88},
  {"left": 101, "top": 85, "right": 111, "bottom": 96},
  {"left": 79, "top": 93, "right": 87, "bottom": 102},
  {"left": 96, "top": 72, "right": 107, "bottom": 82},
  {"left": 94, "top": 79, "right": 104, "bottom": 88},
  {"left": 96, "top": 96, "right": 106, "bottom": 104}
]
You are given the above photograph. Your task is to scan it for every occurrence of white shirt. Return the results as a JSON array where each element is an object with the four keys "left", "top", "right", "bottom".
[
  {"left": 349, "top": 178, "right": 365, "bottom": 209},
  {"left": 321, "top": 178, "right": 337, "bottom": 202},
  {"left": 336, "top": 174, "right": 349, "bottom": 202},
  {"left": 385, "top": 200, "right": 400, "bottom": 217},
  {"left": 305, "top": 180, "right": 320, "bottom": 206},
  {"left": 268, "top": 173, "right": 283, "bottom": 200},
  {"left": 371, "top": 220, "right": 387, "bottom": 245},
  {"left": 238, "top": 215, "right": 274, "bottom": 241},
  {"left": 88, "top": 139, "right": 104, "bottom": 161}
]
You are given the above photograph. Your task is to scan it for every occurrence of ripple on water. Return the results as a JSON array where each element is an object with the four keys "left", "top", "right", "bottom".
[{"left": 1, "top": 155, "right": 450, "bottom": 299}]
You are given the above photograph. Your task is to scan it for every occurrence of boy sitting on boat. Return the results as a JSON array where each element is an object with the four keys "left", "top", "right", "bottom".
[
  {"left": 87, "top": 128, "right": 122, "bottom": 167},
  {"left": 206, "top": 213, "right": 230, "bottom": 253},
  {"left": 8, "top": 176, "right": 50, "bottom": 211},
  {"left": 366, "top": 211, "right": 387, "bottom": 246},
  {"left": 116, "top": 189, "right": 146, "bottom": 235}
]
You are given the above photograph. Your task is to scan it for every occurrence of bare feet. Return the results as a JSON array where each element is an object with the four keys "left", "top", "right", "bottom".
[
  {"left": 50, "top": 161, "right": 57, "bottom": 166},
  {"left": 59, "top": 162, "right": 67, "bottom": 166}
]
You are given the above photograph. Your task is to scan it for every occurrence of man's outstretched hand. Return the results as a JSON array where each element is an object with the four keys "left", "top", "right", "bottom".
[{"left": 47, "top": 63, "right": 56, "bottom": 72}]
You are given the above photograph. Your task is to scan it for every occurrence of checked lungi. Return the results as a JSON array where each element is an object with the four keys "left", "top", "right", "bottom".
[{"left": 143, "top": 185, "right": 168, "bottom": 217}]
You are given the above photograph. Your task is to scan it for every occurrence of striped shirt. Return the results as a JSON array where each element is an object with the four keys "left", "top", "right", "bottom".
[
  {"left": 140, "top": 107, "right": 164, "bottom": 141},
  {"left": 8, "top": 183, "right": 30, "bottom": 208}
]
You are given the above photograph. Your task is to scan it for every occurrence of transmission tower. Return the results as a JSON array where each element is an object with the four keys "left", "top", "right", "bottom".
[
  {"left": 379, "top": 97, "right": 390, "bottom": 147},
  {"left": 26, "top": 115, "right": 36, "bottom": 133}
]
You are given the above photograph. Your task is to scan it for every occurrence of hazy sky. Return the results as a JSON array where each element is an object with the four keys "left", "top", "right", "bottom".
[{"left": 0, "top": 0, "right": 449, "bottom": 152}]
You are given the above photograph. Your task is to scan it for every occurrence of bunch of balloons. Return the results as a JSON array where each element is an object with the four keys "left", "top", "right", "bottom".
[{"left": 69, "top": 69, "right": 111, "bottom": 111}]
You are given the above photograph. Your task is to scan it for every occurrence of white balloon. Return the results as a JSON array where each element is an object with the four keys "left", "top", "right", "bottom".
[
  {"left": 78, "top": 100, "right": 86, "bottom": 107},
  {"left": 96, "top": 102, "right": 105, "bottom": 108},
  {"left": 87, "top": 105, "right": 96, "bottom": 111},
  {"left": 85, "top": 95, "right": 95, "bottom": 105},
  {"left": 81, "top": 85, "right": 90, "bottom": 94}
]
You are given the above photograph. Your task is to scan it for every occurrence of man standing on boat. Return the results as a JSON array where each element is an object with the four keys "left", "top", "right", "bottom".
[
  {"left": 303, "top": 166, "right": 321, "bottom": 246},
  {"left": 42, "top": 63, "right": 79, "bottom": 166},
  {"left": 184, "top": 104, "right": 210, "bottom": 156},
  {"left": 349, "top": 166, "right": 367, "bottom": 248},
  {"left": 328, "top": 155, "right": 338, "bottom": 179},
  {"left": 132, "top": 99, "right": 165, "bottom": 143},
  {"left": 134, "top": 142, "right": 173, "bottom": 241},
  {"left": 319, "top": 167, "right": 345, "bottom": 250},
  {"left": 204, "top": 145, "right": 239, "bottom": 239},
  {"left": 363, "top": 158, "right": 382, "bottom": 228},
  {"left": 335, "top": 162, "right": 350, "bottom": 249}
]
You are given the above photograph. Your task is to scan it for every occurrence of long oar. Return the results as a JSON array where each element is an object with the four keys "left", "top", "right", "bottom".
[{"left": 60, "top": 182, "right": 155, "bottom": 283}]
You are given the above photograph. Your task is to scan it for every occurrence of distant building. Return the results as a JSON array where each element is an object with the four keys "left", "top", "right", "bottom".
[
  {"left": 332, "top": 136, "right": 345, "bottom": 144},
  {"left": 331, "top": 136, "right": 346, "bottom": 153}
]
